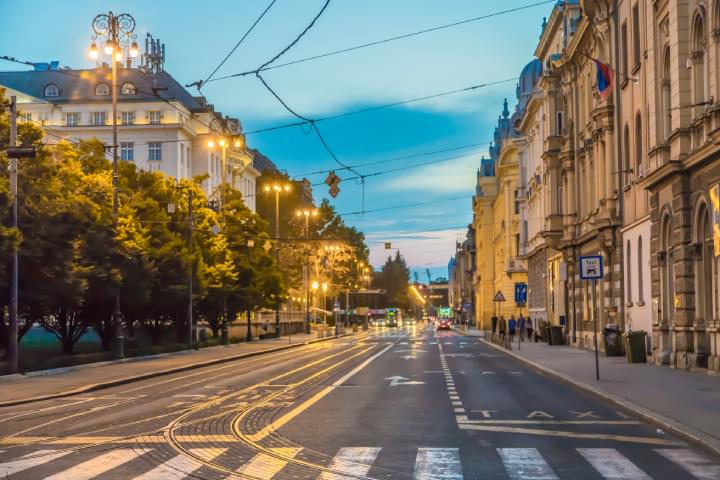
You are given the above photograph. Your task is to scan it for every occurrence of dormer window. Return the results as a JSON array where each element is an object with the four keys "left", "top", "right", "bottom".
[
  {"left": 121, "top": 82, "right": 136, "bottom": 95},
  {"left": 44, "top": 84, "right": 59, "bottom": 97},
  {"left": 95, "top": 83, "right": 110, "bottom": 96}
]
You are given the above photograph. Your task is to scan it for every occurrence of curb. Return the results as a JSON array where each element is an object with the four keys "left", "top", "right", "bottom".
[
  {"left": 0, "top": 334, "right": 346, "bottom": 408},
  {"left": 475, "top": 337, "right": 720, "bottom": 458}
]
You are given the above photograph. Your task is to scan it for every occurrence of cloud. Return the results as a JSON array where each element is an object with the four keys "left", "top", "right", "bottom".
[
  {"left": 379, "top": 153, "right": 482, "bottom": 193},
  {"left": 368, "top": 226, "right": 468, "bottom": 269}
]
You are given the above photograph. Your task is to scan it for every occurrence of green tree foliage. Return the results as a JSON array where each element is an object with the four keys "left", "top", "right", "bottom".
[{"left": 373, "top": 251, "right": 411, "bottom": 309}]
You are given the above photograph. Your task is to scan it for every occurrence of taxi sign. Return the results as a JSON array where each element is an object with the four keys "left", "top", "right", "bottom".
[{"left": 579, "top": 255, "right": 604, "bottom": 280}]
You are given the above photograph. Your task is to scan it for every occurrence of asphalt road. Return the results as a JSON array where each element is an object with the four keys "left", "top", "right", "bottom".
[{"left": 0, "top": 324, "right": 718, "bottom": 479}]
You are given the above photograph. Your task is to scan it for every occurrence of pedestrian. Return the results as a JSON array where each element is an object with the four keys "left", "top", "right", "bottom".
[
  {"left": 527, "top": 316, "right": 534, "bottom": 342},
  {"left": 518, "top": 314, "right": 526, "bottom": 342},
  {"left": 498, "top": 315, "right": 506, "bottom": 343},
  {"left": 491, "top": 315, "right": 498, "bottom": 338},
  {"left": 508, "top": 315, "right": 517, "bottom": 343}
]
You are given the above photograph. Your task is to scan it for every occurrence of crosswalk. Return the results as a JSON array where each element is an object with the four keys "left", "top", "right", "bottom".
[{"left": 0, "top": 446, "right": 718, "bottom": 479}]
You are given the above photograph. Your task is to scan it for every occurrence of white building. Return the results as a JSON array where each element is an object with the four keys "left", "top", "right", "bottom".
[{"left": 0, "top": 65, "right": 259, "bottom": 211}]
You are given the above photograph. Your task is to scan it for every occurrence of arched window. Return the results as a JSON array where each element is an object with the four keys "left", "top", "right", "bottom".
[
  {"left": 638, "top": 236, "right": 644, "bottom": 302},
  {"left": 662, "top": 47, "right": 672, "bottom": 141},
  {"left": 44, "top": 84, "right": 59, "bottom": 97},
  {"left": 624, "top": 124, "right": 631, "bottom": 183},
  {"left": 691, "top": 12, "right": 707, "bottom": 107},
  {"left": 121, "top": 82, "right": 136, "bottom": 95},
  {"left": 626, "top": 240, "right": 633, "bottom": 302},
  {"left": 635, "top": 113, "right": 643, "bottom": 177},
  {"left": 95, "top": 83, "right": 110, "bottom": 96},
  {"left": 695, "top": 201, "right": 714, "bottom": 325},
  {"left": 660, "top": 213, "right": 675, "bottom": 323}
]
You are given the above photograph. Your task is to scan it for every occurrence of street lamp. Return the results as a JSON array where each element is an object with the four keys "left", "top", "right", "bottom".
[
  {"left": 297, "top": 208, "right": 319, "bottom": 334},
  {"left": 263, "top": 182, "right": 291, "bottom": 337},
  {"left": 89, "top": 11, "right": 137, "bottom": 359}
]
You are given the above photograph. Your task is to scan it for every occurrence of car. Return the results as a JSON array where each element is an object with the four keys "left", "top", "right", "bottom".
[{"left": 436, "top": 319, "right": 452, "bottom": 330}]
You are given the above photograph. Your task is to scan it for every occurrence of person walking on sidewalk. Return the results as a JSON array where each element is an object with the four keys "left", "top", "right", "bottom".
[
  {"left": 508, "top": 315, "right": 517, "bottom": 343},
  {"left": 518, "top": 314, "right": 526, "bottom": 342},
  {"left": 498, "top": 316, "right": 506, "bottom": 343},
  {"left": 526, "top": 316, "right": 534, "bottom": 342}
]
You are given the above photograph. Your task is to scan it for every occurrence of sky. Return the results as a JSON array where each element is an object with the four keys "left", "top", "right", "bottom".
[{"left": 0, "top": 0, "right": 551, "bottom": 279}]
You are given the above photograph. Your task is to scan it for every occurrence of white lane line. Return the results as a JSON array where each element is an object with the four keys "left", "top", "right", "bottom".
[
  {"left": 46, "top": 448, "right": 149, "bottom": 480},
  {"left": 577, "top": 448, "right": 649, "bottom": 479},
  {"left": 413, "top": 448, "right": 463, "bottom": 479},
  {"left": 497, "top": 448, "right": 558, "bottom": 480},
  {"left": 0, "top": 449, "right": 71, "bottom": 477},
  {"left": 655, "top": 449, "right": 720, "bottom": 480},
  {"left": 319, "top": 447, "right": 381, "bottom": 479},
  {"left": 237, "top": 447, "right": 302, "bottom": 479},
  {"left": 133, "top": 448, "right": 226, "bottom": 479}
]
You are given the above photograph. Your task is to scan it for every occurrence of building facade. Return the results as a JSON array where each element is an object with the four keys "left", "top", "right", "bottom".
[{"left": 0, "top": 63, "right": 259, "bottom": 211}]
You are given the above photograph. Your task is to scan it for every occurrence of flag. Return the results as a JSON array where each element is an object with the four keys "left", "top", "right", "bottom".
[{"left": 595, "top": 59, "right": 613, "bottom": 99}]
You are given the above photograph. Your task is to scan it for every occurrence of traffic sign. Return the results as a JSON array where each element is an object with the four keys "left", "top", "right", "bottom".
[
  {"left": 329, "top": 184, "right": 340, "bottom": 198},
  {"left": 384, "top": 242, "right": 392, "bottom": 249},
  {"left": 325, "top": 171, "right": 340, "bottom": 187},
  {"left": 579, "top": 255, "right": 604, "bottom": 280},
  {"left": 493, "top": 290, "right": 506, "bottom": 302},
  {"left": 514, "top": 283, "right": 527, "bottom": 304}
]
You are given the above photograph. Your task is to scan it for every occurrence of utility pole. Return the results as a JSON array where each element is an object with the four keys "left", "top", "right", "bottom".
[
  {"left": 274, "top": 188, "right": 281, "bottom": 337},
  {"left": 8, "top": 96, "right": 18, "bottom": 374},
  {"left": 188, "top": 189, "right": 194, "bottom": 350}
]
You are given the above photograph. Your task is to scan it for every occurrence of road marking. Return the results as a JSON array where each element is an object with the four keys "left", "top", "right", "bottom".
[
  {"left": 133, "top": 448, "right": 226, "bottom": 479},
  {"left": 395, "top": 349, "right": 427, "bottom": 354},
  {"left": 454, "top": 408, "right": 465, "bottom": 413},
  {"left": 403, "top": 355, "right": 419, "bottom": 360},
  {"left": 577, "top": 448, "right": 650, "bottom": 479},
  {"left": 413, "top": 448, "right": 463, "bottom": 479},
  {"left": 452, "top": 401, "right": 463, "bottom": 407},
  {"left": 319, "top": 447, "right": 381, "bottom": 479},
  {"left": 459, "top": 424, "right": 679, "bottom": 445},
  {"left": 0, "top": 449, "right": 71, "bottom": 477},
  {"left": 509, "top": 371, "right": 523, "bottom": 376},
  {"left": 655, "top": 449, "right": 720, "bottom": 479},
  {"left": 237, "top": 447, "right": 301, "bottom": 479},
  {"left": 449, "top": 395, "right": 460, "bottom": 400},
  {"left": 246, "top": 344, "right": 393, "bottom": 442},
  {"left": 385, "top": 376, "right": 426, "bottom": 387},
  {"left": 458, "top": 419, "right": 641, "bottom": 425},
  {"left": 45, "top": 447, "right": 149, "bottom": 480},
  {"left": 481, "top": 371, "right": 496, "bottom": 375},
  {"left": 616, "top": 411, "right": 631, "bottom": 419},
  {"left": 497, "top": 448, "right": 558, "bottom": 480},
  {"left": 470, "top": 410, "right": 497, "bottom": 418},
  {"left": 527, "top": 411, "right": 554, "bottom": 419},
  {"left": 570, "top": 410, "right": 600, "bottom": 419},
  {"left": 442, "top": 353, "right": 474, "bottom": 358}
]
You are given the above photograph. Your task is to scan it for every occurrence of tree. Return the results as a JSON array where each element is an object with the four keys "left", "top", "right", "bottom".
[{"left": 373, "top": 251, "right": 411, "bottom": 309}]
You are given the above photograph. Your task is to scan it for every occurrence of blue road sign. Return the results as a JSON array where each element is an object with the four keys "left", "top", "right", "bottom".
[
  {"left": 579, "top": 255, "right": 604, "bottom": 280},
  {"left": 514, "top": 283, "right": 527, "bottom": 304}
]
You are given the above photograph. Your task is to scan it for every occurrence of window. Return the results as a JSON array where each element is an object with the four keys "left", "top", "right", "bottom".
[
  {"left": 19, "top": 113, "right": 31, "bottom": 123},
  {"left": 662, "top": 47, "right": 672, "bottom": 140},
  {"left": 635, "top": 113, "right": 643, "bottom": 178},
  {"left": 148, "top": 111, "right": 162, "bottom": 125},
  {"left": 514, "top": 190, "right": 520, "bottom": 214},
  {"left": 148, "top": 142, "right": 162, "bottom": 161},
  {"left": 95, "top": 83, "right": 110, "bottom": 96},
  {"left": 621, "top": 22, "right": 629, "bottom": 79},
  {"left": 121, "top": 82, "right": 136, "bottom": 95},
  {"left": 624, "top": 124, "right": 631, "bottom": 184},
  {"left": 514, "top": 234, "right": 521, "bottom": 257},
  {"left": 626, "top": 240, "right": 632, "bottom": 302},
  {"left": 44, "top": 84, "right": 59, "bottom": 97},
  {"left": 121, "top": 111, "right": 135, "bottom": 125},
  {"left": 120, "top": 142, "right": 134, "bottom": 161},
  {"left": 65, "top": 112, "right": 80, "bottom": 126},
  {"left": 90, "top": 112, "right": 106, "bottom": 126},
  {"left": 149, "top": 163, "right": 161, "bottom": 173},
  {"left": 556, "top": 111, "right": 564, "bottom": 136},
  {"left": 632, "top": 4, "right": 641, "bottom": 67},
  {"left": 637, "top": 236, "right": 644, "bottom": 302}
]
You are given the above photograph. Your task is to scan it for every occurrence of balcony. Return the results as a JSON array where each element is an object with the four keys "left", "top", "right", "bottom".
[{"left": 506, "top": 257, "right": 527, "bottom": 275}]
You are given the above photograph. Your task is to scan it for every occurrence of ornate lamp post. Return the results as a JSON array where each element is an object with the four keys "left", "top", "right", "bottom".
[
  {"left": 89, "top": 12, "right": 138, "bottom": 359},
  {"left": 297, "top": 208, "right": 318, "bottom": 334},
  {"left": 263, "top": 182, "right": 291, "bottom": 337}
]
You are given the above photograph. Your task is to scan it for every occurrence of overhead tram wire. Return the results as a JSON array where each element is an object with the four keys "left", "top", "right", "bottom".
[
  {"left": 200, "top": 0, "right": 278, "bottom": 87},
  {"left": 205, "top": 0, "right": 556, "bottom": 82}
]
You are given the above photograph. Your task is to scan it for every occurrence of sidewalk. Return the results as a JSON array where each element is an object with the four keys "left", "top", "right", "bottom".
[
  {"left": 0, "top": 332, "right": 326, "bottom": 407},
  {"left": 475, "top": 334, "right": 720, "bottom": 455}
]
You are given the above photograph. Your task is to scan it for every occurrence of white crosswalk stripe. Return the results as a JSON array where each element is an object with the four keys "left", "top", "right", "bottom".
[
  {"left": 0, "top": 449, "right": 71, "bottom": 477},
  {"left": 319, "top": 447, "right": 381, "bottom": 479},
  {"left": 45, "top": 447, "right": 149, "bottom": 480},
  {"left": 413, "top": 447, "right": 463, "bottom": 479},
  {"left": 577, "top": 448, "right": 650, "bottom": 479},
  {"left": 655, "top": 448, "right": 720, "bottom": 480},
  {"left": 235, "top": 447, "right": 302, "bottom": 479},
  {"left": 132, "top": 448, "right": 227, "bottom": 480},
  {"left": 497, "top": 448, "right": 558, "bottom": 480}
]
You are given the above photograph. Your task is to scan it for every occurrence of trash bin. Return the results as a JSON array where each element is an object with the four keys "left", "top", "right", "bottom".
[
  {"left": 624, "top": 330, "right": 647, "bottom": 363},
  {"left": 549, "top": 326, "right": 564, "bottom": 346},
  {"left": 602, "top": 324, "right": 623, "bottom": 356}
]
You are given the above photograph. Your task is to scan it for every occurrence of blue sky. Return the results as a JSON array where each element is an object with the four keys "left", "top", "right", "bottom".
[{"left": 1, "top": 0, "right": 551, "bottom": 278}]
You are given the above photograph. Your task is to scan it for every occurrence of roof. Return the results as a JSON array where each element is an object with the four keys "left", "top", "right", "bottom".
[{"left": 0, "top": 67, "right": 205, "bottom": 112}]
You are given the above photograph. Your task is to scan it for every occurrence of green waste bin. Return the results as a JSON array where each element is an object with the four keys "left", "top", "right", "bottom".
[
  {"left": 624, "top": 331, "right": 647, "bottom": 363},
  {"left": 549, "top": 326, "right": 564, "bottom": 345}
]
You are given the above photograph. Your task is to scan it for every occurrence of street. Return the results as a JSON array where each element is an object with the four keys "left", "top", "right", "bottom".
[{"left": 0, "top": 325, "right": 718, "bottom": 479}]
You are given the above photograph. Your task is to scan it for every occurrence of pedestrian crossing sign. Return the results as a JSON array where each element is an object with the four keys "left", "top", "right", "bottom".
[{"left": 493, "top": 290, "right": 506, "bottom": 302}]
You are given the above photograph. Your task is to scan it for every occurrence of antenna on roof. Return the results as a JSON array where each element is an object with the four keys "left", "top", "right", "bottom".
[{"left": 142, "top": 33, "right": 165, "bottom": 74}]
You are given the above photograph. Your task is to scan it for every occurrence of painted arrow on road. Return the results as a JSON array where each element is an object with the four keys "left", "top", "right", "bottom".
[{"left": 385, "top": 376, "right": 426, "bottom": 386}]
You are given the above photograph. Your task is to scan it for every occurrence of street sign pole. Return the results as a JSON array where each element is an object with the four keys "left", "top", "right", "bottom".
[
  {"left": 592, "top": 278, "right": 599, "bottom": 381},
  {"left": 579, "top": 255, "right": 603, "bottom": 381}
]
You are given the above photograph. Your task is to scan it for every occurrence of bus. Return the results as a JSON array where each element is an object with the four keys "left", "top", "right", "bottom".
[{"left": 385, "top": 308, "right": 402, "bottom": 327}]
